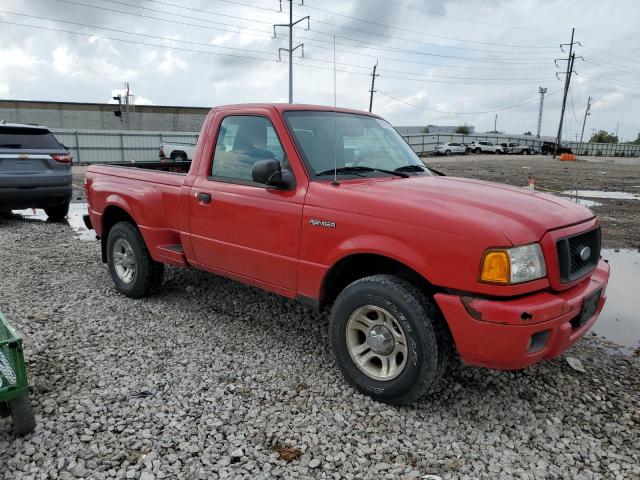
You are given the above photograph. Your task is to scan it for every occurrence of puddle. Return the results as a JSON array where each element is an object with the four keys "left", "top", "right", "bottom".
[
  {"left": 560, "top": 189, "right": 639, "bottom": 200},
  {"left": 11, "top": 203, "right": 97, "bottom": 241},
  {"left": 593, "top": 249, "right": 640, "bottom": 354},
  {"left": 562, "top": 197, "right": 602, "bottom": 208}
]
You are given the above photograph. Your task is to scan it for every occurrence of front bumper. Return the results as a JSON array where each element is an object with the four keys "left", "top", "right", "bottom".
[{"left": 435, "top": 260, "right": 610, "bottom": 370}]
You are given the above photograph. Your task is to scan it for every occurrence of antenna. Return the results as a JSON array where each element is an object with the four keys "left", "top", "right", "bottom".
[{"left": 332, "top": 35, "right": 338, "bottom": 186}]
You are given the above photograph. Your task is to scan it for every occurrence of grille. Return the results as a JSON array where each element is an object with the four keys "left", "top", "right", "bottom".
[{"left": 557, "top": 228, "right": 601, "bottom": 283}]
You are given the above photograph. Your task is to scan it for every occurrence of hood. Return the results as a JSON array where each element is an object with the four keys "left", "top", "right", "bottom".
[{"left": 344, "top": 176, "right": 595, "bottom": 245}]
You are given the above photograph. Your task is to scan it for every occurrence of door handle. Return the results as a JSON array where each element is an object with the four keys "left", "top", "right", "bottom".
[{"left": 196, "top": 192, "right": 212, "bottom": 203}]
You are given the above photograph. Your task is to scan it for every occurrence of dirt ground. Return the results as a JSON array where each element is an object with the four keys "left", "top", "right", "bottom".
[
  {"left": 428, "top": 154, "right": 640, "bottom": 249},
  {"left": 72, "top": 155, "right": 640, "bottom": 249}
]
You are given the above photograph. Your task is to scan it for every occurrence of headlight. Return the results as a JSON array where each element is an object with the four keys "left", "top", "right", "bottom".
[{"left": 480, "top": 244, "right": 546, "bottom": 284}]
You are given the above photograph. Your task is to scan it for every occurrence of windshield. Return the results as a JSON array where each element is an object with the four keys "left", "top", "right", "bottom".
[{"left": 283, "top": 111, "right": 430, "bottom": 178}]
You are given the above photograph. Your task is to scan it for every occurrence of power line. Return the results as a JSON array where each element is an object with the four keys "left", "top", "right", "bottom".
[
  {"left": 137, "top": 0, "right": 558, "bottom": 52},
  {"left": 299, "top": 4, "right": 556, "bottom": 52},
  {"left": 378, "top": 74, "right": 546, "bottom": 86},
  {"left": 577, "top": 73, "right": 640, "bottom": 89},
  {"left": 0, "top": 13, "right": 559, "bottom": 87},
  {"left": 376, "top": 89, "right": 562, "bottom": 115},
  {"left": 582, "top": 61, "right": 640, "bottom": 80},
  {"left": 50, "top": 0, "right": 555, "bottom": 66},
  {"left": 146, "top": 0, "right": 555, "bottom": 53},
  {"left": 0, "top": 18, "right": 364, "bottom": 78},
  {"left": 52, "top": 0, "right": 274, "bottom": 39},
  {"left": 375, "top": 0, "right": 562, "bottom": 31},
  {"left": 140, "top": 0, "right": 554, "bottom": 60},
  {"left": 0, "top": 10, "right": 280, "bottom": 57},
  {"left": 582, "top": 45, "right": 637, "bottom": 65},
  {"left": 569, "top": 85, "right": 578, "bottom": 122}
]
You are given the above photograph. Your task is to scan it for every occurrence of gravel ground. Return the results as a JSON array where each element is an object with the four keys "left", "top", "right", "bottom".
[
  {"left": 1, "top": 217, "right": 639, "bottom": 479},
  {"left": 429, "top": 154, "right": 640, "bottom": 249}
]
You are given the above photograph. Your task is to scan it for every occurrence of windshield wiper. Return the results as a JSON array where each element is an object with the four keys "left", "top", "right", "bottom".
[
  {"left": 316, "top": 166, "right": 409, "bottom": 178},
  {"left": 395, "top": 164, "right": 427, "bottom": 174}
]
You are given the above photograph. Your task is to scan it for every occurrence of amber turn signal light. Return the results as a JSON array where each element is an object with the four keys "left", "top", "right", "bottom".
[{"left": 480, "top": 250, "right": 510, "bottom": 284}]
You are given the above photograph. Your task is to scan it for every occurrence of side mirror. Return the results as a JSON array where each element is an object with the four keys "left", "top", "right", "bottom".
[{"left": 252, "top": 159, "right": 294, "bottom": 189}]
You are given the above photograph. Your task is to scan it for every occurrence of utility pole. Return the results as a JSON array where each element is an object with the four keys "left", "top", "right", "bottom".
[
  {"left": 494, "top": 114, "right": 498, "bottom": 133},
  {"left": 274, "top": 1, "right": 310, "bottom": 103},
  {"left": 615, "top": 121, "right": 619, "bottom": 142},
  {"left": 124, "top": 81, "right": 130, "bottom": 130},
  {"left": 554, "top": 28, "right": 581, "bottom": 158},
  {"left": 578, "top": 95, "right": 591, "bottom": 154},
  {"left": 368, "top": 61, "right": 379, "bottom": 113},
  {"left": 536, "top": 87, "right": 547, "bottom": 138}
]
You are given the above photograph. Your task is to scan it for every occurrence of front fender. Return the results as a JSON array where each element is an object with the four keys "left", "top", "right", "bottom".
[{"left": 329, "top": 234, "right": 432, "bottom": 281}]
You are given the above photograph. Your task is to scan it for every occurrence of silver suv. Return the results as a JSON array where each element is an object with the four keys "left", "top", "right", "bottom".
[{"left": 0, "top": 122, "right": 72, "bottom": 220}]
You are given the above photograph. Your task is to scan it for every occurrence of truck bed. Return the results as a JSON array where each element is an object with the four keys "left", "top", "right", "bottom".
[
  {"left": 86, "top": 163, "right": 189, "bottom": 266},
  {"left": 98, "top": 161, "right": 192, "bottom": 174}
]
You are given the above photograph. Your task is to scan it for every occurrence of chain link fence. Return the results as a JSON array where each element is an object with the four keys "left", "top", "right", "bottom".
[
  {"left": 49, "top": 128, "right": 640, "bottom": 165},
  {"left": 401, "top": 132, "right": 640, "bottom": 157}
]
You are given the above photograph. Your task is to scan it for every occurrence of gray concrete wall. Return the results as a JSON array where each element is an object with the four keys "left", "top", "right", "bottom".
[{"left": 0, "top": 100, "right": 209, "bottom": 132}]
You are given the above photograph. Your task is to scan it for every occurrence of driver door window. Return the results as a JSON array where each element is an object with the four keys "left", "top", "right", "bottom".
[{"left": 211, "top": 115, "right": 287, "bottom": 183}]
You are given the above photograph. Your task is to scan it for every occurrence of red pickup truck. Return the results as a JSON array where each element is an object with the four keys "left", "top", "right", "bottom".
[{"left": 85, "top": 104, "right": 609, "bottom": 405}]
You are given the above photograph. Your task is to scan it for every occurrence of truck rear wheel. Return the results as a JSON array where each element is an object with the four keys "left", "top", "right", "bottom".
[
  {"left": 329, "top": 275, "right": 451, "bottom": 405},
  {"left": 106, "top": 221, "right": 164, "bottom": 298}
]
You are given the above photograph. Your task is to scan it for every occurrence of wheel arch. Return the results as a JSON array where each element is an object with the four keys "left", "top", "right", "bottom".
[
  {"left": 319, "top": 252, "right": 437, "bottom": 310},
  {"left": 100, "top": 204, "right": 138, "bottom": 263}
]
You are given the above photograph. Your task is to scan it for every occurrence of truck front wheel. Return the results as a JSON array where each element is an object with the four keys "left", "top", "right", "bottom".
[
  {"left": 106, "top": 221, "right": 164, "bottom": 298},
  {"left": 329, "top": 275, "right": 451, "bottom": 405}
]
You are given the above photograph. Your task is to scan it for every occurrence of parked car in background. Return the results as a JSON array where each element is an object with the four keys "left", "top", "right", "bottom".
[
  {"left": 85, "top": 103, "right": 609, "bottom": 405},
  {"left": 0, "top": 122, "right": 72, "bottom": 220},
  {"left": 434, "top": 142, "right": 467, "bottom": 156},
  {"left": 159, "top": 142, "right": 196, "bottom": 162},
  {"left": 541, "top": 142, "right": 573, "bottom": 155},
  {"left": 469, "top": 141, "right": 505, "bottom": 154},
  {"left": 500, "top": 143, "right": 536, "bottom": 155}
]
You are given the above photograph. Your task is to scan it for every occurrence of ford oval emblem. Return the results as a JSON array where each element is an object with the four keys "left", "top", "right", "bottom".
[{"left": 578, "top": 246, "right": 591, "bottom": 261}]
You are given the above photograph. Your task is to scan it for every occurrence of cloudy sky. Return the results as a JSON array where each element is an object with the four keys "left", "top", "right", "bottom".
[{"left": 1, "top": 0, "right": 639, "bottom": 139}]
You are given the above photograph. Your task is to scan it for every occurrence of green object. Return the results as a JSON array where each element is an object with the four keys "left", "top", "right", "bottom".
[{"left": 0, "top": 311, "right": 36, "bottom": 435}]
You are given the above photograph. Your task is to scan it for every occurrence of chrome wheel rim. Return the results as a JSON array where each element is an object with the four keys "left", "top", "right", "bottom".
[
  {"left": 112, "top": 238, "right": 136, "bottom": 284},
  {"left": 346, "top": 305, "right": 408, "bottom": 381}
]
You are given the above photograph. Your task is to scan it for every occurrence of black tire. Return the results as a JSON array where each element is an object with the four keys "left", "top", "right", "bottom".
[
  {"left": 106, "top": 221, "right": 164, "bottom": 298},
  {"left": 171, "top": 152, "right": 187, "bottom": 162},
  {"left": 329, "top": 275, "right": 451, "bottom": 405},
  {"left": 44, "top": 201, "right": 70, "bottom": 221},
  {"left": 444, "top": 149, "right": 451, "bottom": 156},
  {"left": 9, "top": 396, "right": 36, "bottom": 436},
  {"left": 474, "top": 148, "right": 481, "bottom": 154}
]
